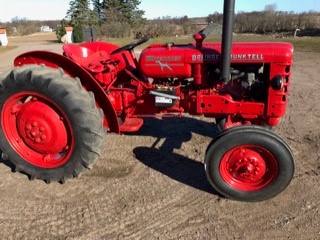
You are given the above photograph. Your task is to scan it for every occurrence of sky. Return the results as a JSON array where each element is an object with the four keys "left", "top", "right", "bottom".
[{"left": 1, "top": 0, "right": 320, "bottom": 22}]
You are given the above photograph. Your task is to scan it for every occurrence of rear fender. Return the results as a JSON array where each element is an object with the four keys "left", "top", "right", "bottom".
[{"left": 14, "top": 51, "right": 120, "bottom": 133}]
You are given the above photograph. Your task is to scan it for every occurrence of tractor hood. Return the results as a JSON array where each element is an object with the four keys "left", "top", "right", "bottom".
[{"left": 139, "top": 42, "right": 293, "bottom": 78}]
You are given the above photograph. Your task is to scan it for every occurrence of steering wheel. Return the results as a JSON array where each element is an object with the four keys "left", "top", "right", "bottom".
[{"left": 110, "top": 37, "right": 149, "bottom": 55}]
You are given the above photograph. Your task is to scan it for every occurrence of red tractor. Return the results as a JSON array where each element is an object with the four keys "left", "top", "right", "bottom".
[{"left": 0, "top": 0, "right": 294, "bottom": 201}]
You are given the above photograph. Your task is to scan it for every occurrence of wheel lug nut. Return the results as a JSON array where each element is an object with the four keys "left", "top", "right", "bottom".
[
  {"left": 40, "top": 135, "right": 47, "bottom": 140},
  {"left": 40, "top": 127, "right": 45, "bottom": 132},
  {"left": 32, "top": 122, "right": 38, "bottom": 127},
  {"left": 31, "top": 131, "right": 37, "bottom": 137},
  {"left": 35, "top": 138, "right": 41, "bottom": 143},
  {"left": 26, "top": 124, "right": 32, "bottom": 130}
]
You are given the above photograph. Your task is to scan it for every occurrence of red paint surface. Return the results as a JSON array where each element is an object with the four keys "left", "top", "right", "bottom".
[
  {"left": 14, "top": 37, "right": 293, "bottom": 132},
  {"left": 219, "top": 145, "right": 279, "bottom": 191},
  {"left": 2, "top": 92, "right": 74, "bottom": 168}
]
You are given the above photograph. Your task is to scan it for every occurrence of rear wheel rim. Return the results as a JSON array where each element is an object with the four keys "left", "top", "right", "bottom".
[
  {"left": 219, "top": 145, "right": 279, "bottom": 191},
  {"left": 2, "top": 92, "right": 74, "bottom": 168}
]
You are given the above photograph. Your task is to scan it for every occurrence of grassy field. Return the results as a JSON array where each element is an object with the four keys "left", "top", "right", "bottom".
[
  {"left": 1, "top": 32, "right": 319, "bottom": 54},
  {"left": 284, "top": 37, "right": 320, "bottom": 52},
  {"left": 105, "top": 35, "right": 320, "bottom": 53}
]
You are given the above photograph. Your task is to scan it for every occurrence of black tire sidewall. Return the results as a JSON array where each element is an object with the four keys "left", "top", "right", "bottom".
[
  {"left": 205, "top": 128, "right": 294, "bottom": 201},
  {"left": 0, "top": 66, "right": 105, "bottom": 181}
]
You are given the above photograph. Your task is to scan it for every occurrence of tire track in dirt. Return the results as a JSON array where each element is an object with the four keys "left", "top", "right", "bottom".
[
  {"left": 1, "top": 35, "right": 320, "bottom": 239},
  {"left": 55, "top": 130, "right": 219, "bottom": 239},
  {"left": 73, "top": 128, "right": 246, "bottom": 239},
  {"left": 81, "top": 167, "right": 210, "bottom": 238}
]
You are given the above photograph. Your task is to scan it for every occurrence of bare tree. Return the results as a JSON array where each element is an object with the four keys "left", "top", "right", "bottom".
[{"left": 264, "top": 3, "right": 277, "bottom": 12}]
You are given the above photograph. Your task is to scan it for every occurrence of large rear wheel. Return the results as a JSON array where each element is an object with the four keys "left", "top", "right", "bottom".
[
  {"left": 0, "top": 65, "right": 106, "bottom": 183},
  {"left": 205, "top": 126, "right": 294, "bottom": 201}
]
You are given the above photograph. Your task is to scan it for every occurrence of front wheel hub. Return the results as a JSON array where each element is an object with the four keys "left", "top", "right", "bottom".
[
  {"left": 220, "top": 145, "right": 278, "bottom": 191},
  {"left": 228, "top": 149, "right": 267, "bottom": 182}
]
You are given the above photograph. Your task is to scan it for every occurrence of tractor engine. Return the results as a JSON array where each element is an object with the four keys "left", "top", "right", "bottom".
[{"left": 139, "top": 33, "right": 293, "bottom": 126}]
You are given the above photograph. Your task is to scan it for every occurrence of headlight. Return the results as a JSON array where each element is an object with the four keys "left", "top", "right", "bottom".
[{"left": 271, "top": 75, "right": 283, "bottom": 90}]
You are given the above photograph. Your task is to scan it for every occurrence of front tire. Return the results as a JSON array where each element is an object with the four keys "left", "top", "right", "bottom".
[
  {"left": 205, "top": 126, "right": 294, "bottom": 202},
  {"left": 0, "top": 65, "right": 106, "bottom": 183}
]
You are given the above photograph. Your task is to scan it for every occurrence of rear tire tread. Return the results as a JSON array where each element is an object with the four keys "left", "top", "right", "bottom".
[{"left": 0, "top": 65, "right": 106, "bottom": 183}]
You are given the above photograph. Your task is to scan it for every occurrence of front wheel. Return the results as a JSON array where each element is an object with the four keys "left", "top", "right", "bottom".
[
  {"left": 0, "top": 65, "right": 106, "bottom": 183},
  {"left": 205, "top": 126, "right": 294, "bottom": 202}
]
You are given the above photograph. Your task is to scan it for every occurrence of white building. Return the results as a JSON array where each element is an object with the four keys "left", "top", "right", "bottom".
[
  {"left": 40, "top": 26, "right": 53, "bottom": 32},
  {"left": 0, "top": 28, "right": 8, "bottom": 46}
]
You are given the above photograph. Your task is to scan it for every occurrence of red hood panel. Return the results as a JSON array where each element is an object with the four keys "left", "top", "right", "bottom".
[{"left": 139, "top": 42, "right": 293, "bottom": 78}]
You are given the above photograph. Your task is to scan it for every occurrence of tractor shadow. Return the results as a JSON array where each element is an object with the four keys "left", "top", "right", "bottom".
[{"left": 132, "top": 116, "right": 222, "bottom": 196}]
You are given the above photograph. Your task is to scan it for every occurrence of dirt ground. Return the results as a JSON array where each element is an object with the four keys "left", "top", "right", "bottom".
[{"left": 0, "top": 33, "right": 319, "bottom": 240}]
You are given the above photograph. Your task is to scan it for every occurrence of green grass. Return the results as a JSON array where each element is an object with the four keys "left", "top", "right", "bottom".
[
  {"left": 103, "top": 36, "right": 194, "bottom": 51},
  {"left": 284, "top": 37, "right": 320, "bottom": 52},
  {"left": 2, "top": 34, "right": 319, "bottom": 55},
  {"left": 105, "top": 35, "right": 320, "bottom": 53},
  {"left": 232, "top": 35, "right": 320, "bottom": 52}
]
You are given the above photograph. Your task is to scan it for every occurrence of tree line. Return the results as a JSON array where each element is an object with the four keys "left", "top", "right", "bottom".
[
  {"left": 0, "top": 18, "right": 60, "bottom": 36},
  {"left": 55, "top": 0, "right": 146, "bottom": 41},
  {"left": 208, "top": 7, "right": 320, "bottom": 36},
  {"left": 1, "top": 1, "right": 320, "bottom": 40}
]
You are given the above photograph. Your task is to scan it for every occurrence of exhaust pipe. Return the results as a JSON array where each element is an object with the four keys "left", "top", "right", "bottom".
[{"left": 220, "top": 0, "right": 235, "bottom": 83}]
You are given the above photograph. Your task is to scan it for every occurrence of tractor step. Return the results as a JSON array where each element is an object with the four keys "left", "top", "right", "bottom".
[{"left": 119, "top": 117, "right": 144, "bottom": 132}]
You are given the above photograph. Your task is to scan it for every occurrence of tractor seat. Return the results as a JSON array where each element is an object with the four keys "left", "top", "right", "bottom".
[{"left": 63, "top": 45, "right": 110, "bottom": 73}]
